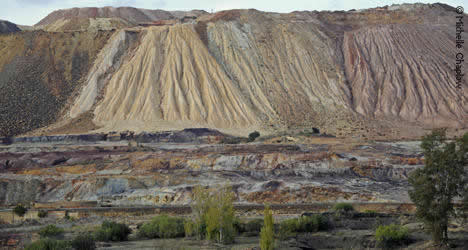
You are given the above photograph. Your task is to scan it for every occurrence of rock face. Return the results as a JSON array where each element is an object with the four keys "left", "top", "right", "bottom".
[
  {"left": 0, "top": 3, "right": 467, "bottom": 137},
  {"left": 0, "top": 20, "right": 20, "bottom": 34},
  {"left": 0, "top": 140, "right": 422, "bottom": 206}
]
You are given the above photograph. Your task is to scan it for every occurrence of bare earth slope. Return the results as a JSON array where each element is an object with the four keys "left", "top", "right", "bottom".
[
  {"left": 36, "top": 7, "right": 207, "bottom": 26},
  {"left": 0, "top": 31, "right": 113, "bottom": 137},
  {"left": 0, "top": 3, "right": 466, "bottom": 138}
]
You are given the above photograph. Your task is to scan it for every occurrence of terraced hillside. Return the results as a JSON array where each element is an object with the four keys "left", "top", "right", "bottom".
[{"left": 0, "top": 138, "right": 423, "bottom": 206}]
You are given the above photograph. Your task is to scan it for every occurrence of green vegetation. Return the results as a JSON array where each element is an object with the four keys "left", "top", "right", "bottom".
[
  {"left": 38, "top": 225, "right": 64, "bottom": 238},
  {"left": 187, "top": 185, "right": 236, "bottom": 244},
  {"left": 235, "top": 218, "right": 263, "bottom": 236},
  {"left": 138, "top": 215, "right": 185, "bottom": 238},
  {"left": 37, "top": 210, "right": 48, "bottom": 218},
  {"left": 375, "top": 224, "right": 409, "bottom": 248},
  {"left": 408, "top": 129, "right": 468, "bottom": 244},
  {"left": 332, "top": 203, "right": 355, "bottom": 217},
  {"left": 25, "top": 238, "right": 70, "bottom": 250},
  {"left": 248, "top": 131, "right": 260, "bottom": 142},
  {"left": 94, "top": 221, "right": 131, "bottom": 242},
  {"left": 279, "top": 215, "right": 328, "bottom": 239},
  {"left": 13, "top": 204, "right": 27, "bottom": 217},
  {"left": 220, "top": 136, "right": 244, "bottom": 144},
  {"left": 71, "top": 233, "right": 96, "bottom": 250},
  {"left": 332, "top": 203, "right": 354, "bottom": 212},
  {"left": 260, "top": 205, "right": 274, "bottom": 250}
]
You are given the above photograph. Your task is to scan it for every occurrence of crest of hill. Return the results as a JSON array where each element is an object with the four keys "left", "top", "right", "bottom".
[
  {"left": 35, "top": 7, "right": 208, "bottom": 26},
  {"left": 0, "top": 20, "right": 20, "bottom": 34}
]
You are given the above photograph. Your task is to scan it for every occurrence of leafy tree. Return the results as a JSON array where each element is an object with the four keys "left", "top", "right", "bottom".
[
  {"left": 260, "top": 205, "right": 274, "bottom": 250},
  {"left": 408, "top": 129, "right": 468, "bottom": 244},
  {"left": 205, "top": 186, "right": 236, "bottom": 244},
  {"left": 190, "top": 185, "right": 211, "bottom": 240},
  {"left": 188, "top": 185, "right": 236, "bottom": 244},
  {"left": 248, "top": 131, "right": 260, "bottom": 142}
]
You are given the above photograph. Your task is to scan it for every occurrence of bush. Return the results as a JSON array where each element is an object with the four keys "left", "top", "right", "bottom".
[
  {"left": 364, "top": 209, "right": 378, "bottom": 216},
  {"left": 333, "top": 203, "right": 354, "bottom": 212},
  {"left": 37, "top": 210, "right": 48, "bottom": 218},
  {"left": 235, "top": 218, "right": 263, "bottom": 236},
  {"left": 38, "top": 225, "right": 64, "bottom": 238},
  {"left": 248, "top": 131, "right": 260, "bottom": 142},
  {"left": 13, "top": 204, "right": 27, "bottom": 217},
  {"left": 138, "top": 215, "right": 185, "bottom": 239},
  {"left": 375, "top": 224, "right": 409, "bottom": 248},
  {"left": 71, "top": 233, "right": 96, "bottom": 250},
  {"left": 25, "top": 238, "right": 70, "bottom": 250},
  {"left": 220, "top": 137, "right": 244, "bottom": 144},
  {"left": 332, "top": 203, "right": 355, "bottom": 217},
  {"left": 94, "top": 221, "right": 131, "bottom": 242},
  {"left": 279, "top": 215, "right": 328, "bottom": 239},
  {"left": 245, "top": 219, "right": 264, "bottom": 234}
]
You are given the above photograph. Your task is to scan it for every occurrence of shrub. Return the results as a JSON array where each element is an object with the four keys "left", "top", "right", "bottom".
[
  {"left": 138, "top": 215, "right": 185, "bottom": 239},
  {"left": 375, "top": 224, "right": 409, "bottom": 248},
  {"left": 234, "top": 218, "right": 263, "bottom": 236},
  {"left": 38, "top": 225, "right": 64, "bottom": 238},
  {"left": 248, "top": 131, "right": 260, "bottom": 142},
  {"left": 71, "top": 233, "right": 96, "bottom": 250},
  {"left": 245, "top": 219, "right": 264, "bottom": 235},
  {"left": 297, "top": 215, "right": 328, "bottom": 232},
  {"left": 37, "top": 210, "right": 48, "bottom": 218},
  {"left": 364, "top": 209, "right": 378, "bottom": 216},
  {"left": 13, "top": 204, "right": 27, "bottom": 217},
  {"left": 279, "top": 215, "right": 328, "bottom": 239},
  {"left": 333, "top": 203, "right": 355, "bottom": 217},
  {"left": 220, "top": 137, "right": 244, "bottom": 144},
  {"left": 25, "top": 238, "right": 70, "bottom": 250},
  {"left": 333, "top": 203, "right": 354, "bottom": 212},
  {"left": 94, "top": 221, "right": 131, "bottom": 242}
]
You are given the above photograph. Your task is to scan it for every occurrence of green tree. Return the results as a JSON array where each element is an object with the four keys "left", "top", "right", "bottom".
[
  {"left": 188, "top": 185, "right": 236, "bottom": 244},
  {"left": 408, "top": 129, "right": 468, "bottom": 244},
  {"left": 205, "top": 186, "right": 235, "bottom": 244},
  {"left": 248, "top": 131, "right": 260, "bottom": 142},
  {"left": 260, "top": 205, "right": 275, "bottom": 250}
]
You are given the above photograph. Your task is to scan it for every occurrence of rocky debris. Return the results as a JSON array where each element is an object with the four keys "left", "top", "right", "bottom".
[
  {"left": 0, "top": 128, "right": 229, "bottom": 145},
  {"left": 0, "top": 30, "right": 114, "bottom": 137},
  {"left": 0, "top": 20, "right": 20, "bottom": 34}
]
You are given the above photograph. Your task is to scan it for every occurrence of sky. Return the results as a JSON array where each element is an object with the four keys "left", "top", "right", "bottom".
[{"left": 1, "top": 0, "right": 466, "bottom": 25}]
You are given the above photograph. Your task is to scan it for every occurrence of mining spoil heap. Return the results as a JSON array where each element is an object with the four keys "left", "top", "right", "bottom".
[{"left": 0, "top": 3, "right": 465, "bottom": 139}]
